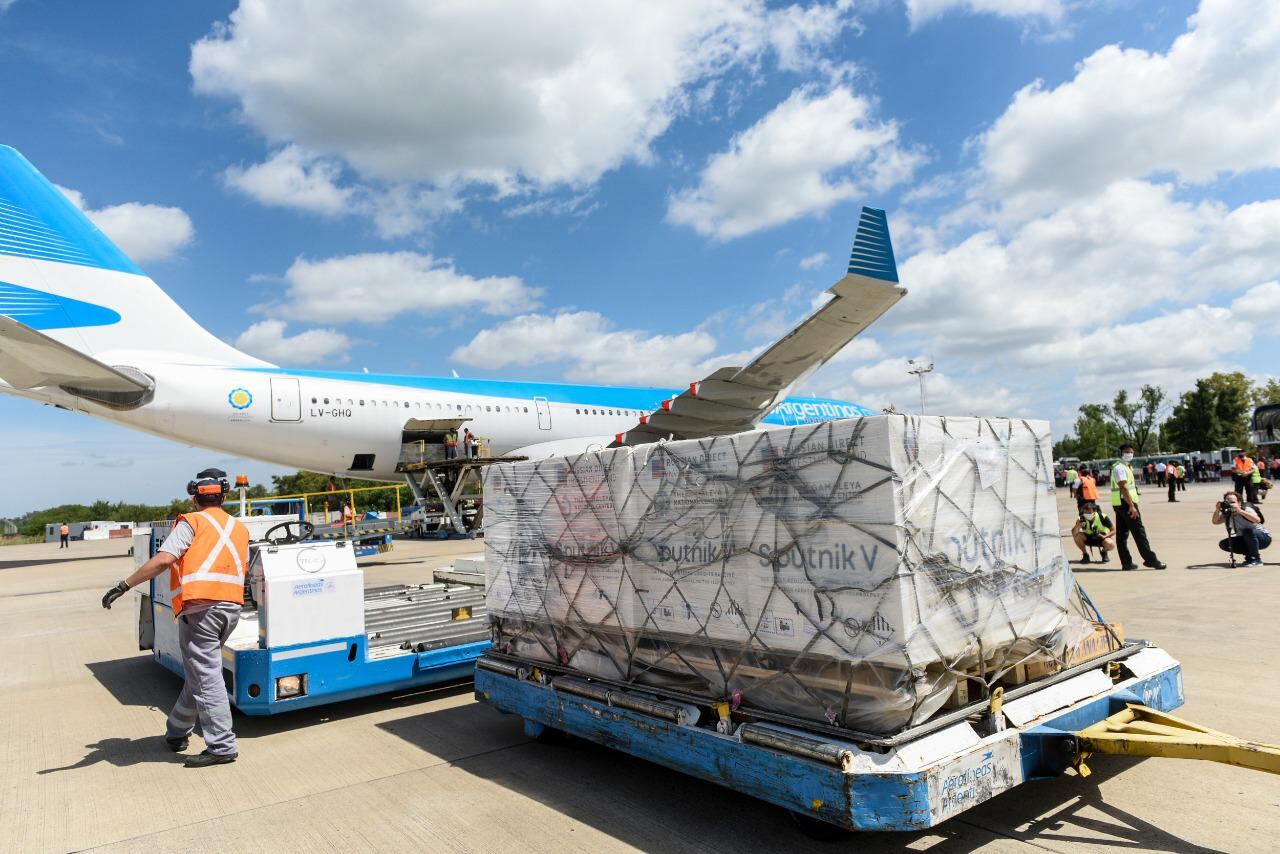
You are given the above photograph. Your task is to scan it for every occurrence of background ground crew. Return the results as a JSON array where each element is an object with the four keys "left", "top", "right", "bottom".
[
  {"left": 59, "top": 522, "right": 69, "bottom": 548},
  {"left": 101, "top": 468, "right": 250, "bottom": 768}
]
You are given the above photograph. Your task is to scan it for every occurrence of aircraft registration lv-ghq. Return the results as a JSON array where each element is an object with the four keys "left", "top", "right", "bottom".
[{"left": 0, "top": 145, "right": 904, "bottom": 494}]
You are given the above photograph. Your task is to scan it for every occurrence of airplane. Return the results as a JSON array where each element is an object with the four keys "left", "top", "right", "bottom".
[{"left": 0, "top": 144, "right": 905, "bottom": 498}]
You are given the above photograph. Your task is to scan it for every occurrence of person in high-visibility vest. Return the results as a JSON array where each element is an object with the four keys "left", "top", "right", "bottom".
[
  {"left": 101, "top": 468, "right": 250, "bottom": 767},
  {"left": 59, "top": 522, "right": 69, "bottom": 549},
  {"left": 1071, "top": 500, "right": 1114, "bottom": 564},
  {"left": 1065, "top": 466, "right": 1078, "bottom": 498},
  {"left": 1110, "top": 443, "right": 1167, "bottom": 571},
  {"left": 1232, "top": 453, "right": 1255, "bottom": 502},
  {"left": 1074, "top": 468, "right": 1100, "bottom": 514},
  {"left": 1249, "top": 457, "right": 1263, "bottom": 504}
]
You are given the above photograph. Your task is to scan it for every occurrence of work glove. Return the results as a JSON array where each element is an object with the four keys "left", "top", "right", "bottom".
[{"left": 102, "top": 580, "right": 130, "bottom": 609}]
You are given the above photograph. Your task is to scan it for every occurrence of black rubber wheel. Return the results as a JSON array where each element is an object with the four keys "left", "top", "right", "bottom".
[{"left": 787, "top": 810, "right": 853, "bottom": 842}]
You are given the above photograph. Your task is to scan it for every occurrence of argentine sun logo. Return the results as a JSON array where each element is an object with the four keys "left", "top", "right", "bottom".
[{"left": 228, "top": 388, "right": 253, "bottom": 410}]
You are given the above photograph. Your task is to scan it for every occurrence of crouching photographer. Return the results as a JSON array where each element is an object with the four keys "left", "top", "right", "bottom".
[
  {"left": 1071, "top": 501, "right": 1115, "bottom": 564},
  {"left": 1211, "top": 492, "right": 1271, "bottom": 567}
]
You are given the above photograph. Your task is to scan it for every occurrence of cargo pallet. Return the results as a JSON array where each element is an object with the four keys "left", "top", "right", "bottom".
[{"left": 475, "top": 643, "right": 1279, "bottom": 835}]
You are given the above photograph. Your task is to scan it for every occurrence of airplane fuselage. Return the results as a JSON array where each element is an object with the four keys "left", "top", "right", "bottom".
[{"left": 6, "top": 361, "right": 872, "bottom": 483}]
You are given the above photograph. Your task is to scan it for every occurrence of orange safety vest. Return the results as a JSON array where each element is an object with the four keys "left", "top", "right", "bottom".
[
  {"left": 1234, "top": 455, "right": 1254, "bottom": 476},
  {"left": 169, "top": 507, "right": 249, "bottom": 616},
  {"left": 1078, "top": 475, "right": 1098, "bottom": 501}
]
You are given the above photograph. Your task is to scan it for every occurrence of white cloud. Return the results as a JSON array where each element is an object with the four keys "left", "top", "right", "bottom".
[
  {"left": 668, "top": 84, "right": 922, "bottom": 239},
  {"left": 979, "top": 0, "right": 1280, "bottom": 219},
  {"left": 905, "top": 0, "right": 1065, "bottom": 28},
  {"left": 887, "top": 180, "right": 1267, "bottom": 357},
  {"left": 58, "top": 185, "right": 194, "bottom": 264},
  {"left": 1232, "top": 280, "right": 1280, "bottom": 322},
  {"left": 191, "top": 0, "right": 859, "bottom": 231},
  {"left": 1018, "top": 305, "right": 1248, "bottom": 379},
  {"left": 258, "top": 251, "right": 541, "bottom": 325},
  {"left": 224, "top": 145, "right": 353, "bottom": 216},
  {"left": 799, "top": 251, "right": 829, "bottom": 269},
  {"left": 451, "top": 311, "right": 719, "bottom": 385},
  {"left": 821, "top": 357, "right": 1025, "bottom": 415},
  {"left": 234, "top": 320, "right": 352, "bottom": 365},
  {"left": 832, "top": 174, "right": 1280, "bottom": 417}
]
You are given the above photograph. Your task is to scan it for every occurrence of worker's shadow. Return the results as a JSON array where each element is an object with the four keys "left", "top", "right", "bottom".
[{"left": 37, "top": 735, "right": 179, "bottom": 774}]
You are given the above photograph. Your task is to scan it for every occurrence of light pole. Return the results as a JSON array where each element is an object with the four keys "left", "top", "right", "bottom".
[{"left": 907, "top": 358, "right": 934, "bottom": 415}]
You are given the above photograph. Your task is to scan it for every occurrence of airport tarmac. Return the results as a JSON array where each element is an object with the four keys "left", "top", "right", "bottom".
[{"left": 2, "top": 483, "right": 1278, "bottom": 853}]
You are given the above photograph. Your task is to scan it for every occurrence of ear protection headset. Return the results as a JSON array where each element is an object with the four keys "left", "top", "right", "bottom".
[{"left": 186, "top": 467, "right": 230, "bottom": 497}]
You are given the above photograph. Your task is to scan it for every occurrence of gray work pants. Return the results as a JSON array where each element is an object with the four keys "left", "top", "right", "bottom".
[{"left": 166, "top": 602, "right": 240, "bottom": 756}]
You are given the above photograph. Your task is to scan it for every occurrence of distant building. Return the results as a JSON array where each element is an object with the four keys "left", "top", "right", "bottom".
[{"left": 44, "top": 521, "right": 135, "bottom": 543}]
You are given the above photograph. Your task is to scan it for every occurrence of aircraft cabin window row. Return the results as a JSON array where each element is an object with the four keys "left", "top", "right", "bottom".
[{"left": 308, "top": 393, "right": 533, "bottom": 414}]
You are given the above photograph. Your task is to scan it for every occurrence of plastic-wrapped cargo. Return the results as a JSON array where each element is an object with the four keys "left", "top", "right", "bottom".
[{"left": 483, "top": 415, "right": 1073, "bottom": 735}]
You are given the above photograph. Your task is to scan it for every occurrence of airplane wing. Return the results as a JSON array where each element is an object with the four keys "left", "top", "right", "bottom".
[
  {"left": 612, "top": 207, "right": 905, "bottom": 447},
  {"left": 0, "top": 314, "right": 152, "bottom": 402}
]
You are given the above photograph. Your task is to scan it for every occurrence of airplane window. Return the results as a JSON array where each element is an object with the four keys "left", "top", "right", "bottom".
[
  {"left": 575, "top": 408, "right": 580, "bottom": 414},
  {"left": 486, "top": 405, "right": 491, "bottom": 412},
  {"left": 323, "top": 398, "right": 329, "bottom": 404},
  {"left": 359, "top": 400, "right": 364, "bottom": 406},
  {"left": 406, "top": 402, "right": 411, "bottom": 408},
  {"left": 311, "top": 397, "right": 317, "bottom": 404},
  {"left": 523, "top": 407, "right": 528, "bottom": 413},
  {"left": 609, "top": 409, "right": 614, "bottom": 415}
]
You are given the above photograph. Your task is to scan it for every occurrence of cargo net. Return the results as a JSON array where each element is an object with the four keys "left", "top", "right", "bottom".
[{"left": 484, "top": 415, "right": 1081, "bottom": 735}]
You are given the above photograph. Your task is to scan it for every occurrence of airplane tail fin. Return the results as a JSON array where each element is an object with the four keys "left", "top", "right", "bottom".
[
  {"left": 0, "top": 145, "right": 266, "bottom": 367},
  {"left": 846, "top": 206, "right": 898, "bottom": 283}
]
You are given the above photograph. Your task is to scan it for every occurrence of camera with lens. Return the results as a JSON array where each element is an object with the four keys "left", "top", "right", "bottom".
[{"left": 1219, "top": 501, "right": 1234, "bottom": 516}]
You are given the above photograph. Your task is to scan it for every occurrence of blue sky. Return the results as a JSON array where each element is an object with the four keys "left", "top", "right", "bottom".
[{"left": 3, "top": 0, "right": 1278, "bottom": 516}]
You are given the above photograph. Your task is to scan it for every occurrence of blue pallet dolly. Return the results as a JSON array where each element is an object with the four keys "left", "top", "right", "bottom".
[{"left": 474, "top": 643, "right": 1279, "bottom": 835}]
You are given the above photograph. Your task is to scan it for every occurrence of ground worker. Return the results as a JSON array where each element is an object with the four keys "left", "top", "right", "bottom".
[
  {"left": 59, "top": 521, "right": 69, "bottom": 548},
  {"left": 444, "top": 429, "right": 458, "bottom": 460},
  {"left": 342, "top": 500, "right": 356, "bottom": 528},
  {"left": 1075, "top": 468, "right": 1099, "bottom": 514},
  {"left": 1167, "top": 460, "right": 1179, "bottom": 503},
  {"left": 1072, "top": 500, "right": 1114, "bottom": 564},
  {"left": 1233, "top": 452, "right": 1255, "bottom": 502},
  {"left": 100, "top": 468, "right": 249, "bottom": 767},
  {"left": 1250, "top": 457, "right": 1263, "bottom": 503},
  {"left": 1065, "top": 465, "right": 1079, "bottom": 499},
  {"left": 1111, "top": 443, "right": 1167, "bottom": 571}
]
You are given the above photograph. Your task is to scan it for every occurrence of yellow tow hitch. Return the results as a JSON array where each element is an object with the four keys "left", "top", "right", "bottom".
[{"left": 1072, "top": 704, "right": 1280, "bottom": 777}]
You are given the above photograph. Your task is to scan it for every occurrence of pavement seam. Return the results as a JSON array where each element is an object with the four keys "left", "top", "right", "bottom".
[{"left": 78, "top": 738, "right": 530, "bottom": 851}]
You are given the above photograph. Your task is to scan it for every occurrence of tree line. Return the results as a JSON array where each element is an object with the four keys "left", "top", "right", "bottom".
[
  {"left": 1054, "top": 372, "right": 1280, "bottom": 460},
  {"left": 5, "top": 472, "right": 400, "bottom": 538}
]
